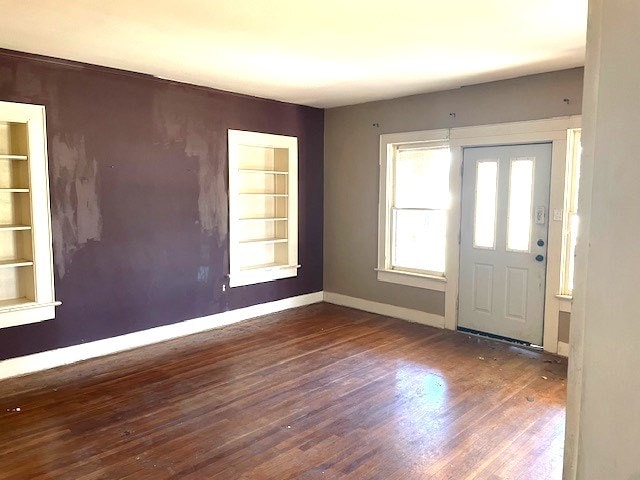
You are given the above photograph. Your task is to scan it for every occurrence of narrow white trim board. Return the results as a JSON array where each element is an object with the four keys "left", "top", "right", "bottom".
[
  {"left": 557, "top": 341, "right": 570, "bottom": 357},
  {"left": 323, "top": 292, "right": 445, "bottom": 329},
  {"left": 0, "top": 291, "right": 323, "bottom": 381}
]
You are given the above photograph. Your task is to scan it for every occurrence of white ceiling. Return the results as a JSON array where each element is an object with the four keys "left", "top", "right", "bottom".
[{"left": 0, "top": 0, "right": 587, "bottom": 108}]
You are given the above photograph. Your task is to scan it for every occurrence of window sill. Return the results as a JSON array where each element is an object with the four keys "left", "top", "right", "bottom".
[
  {"left": 375, "top": 268, "right": 446, "bottom": 292},
  {"left": 556, "top": 294, "right": 573, "bottom": 313}
]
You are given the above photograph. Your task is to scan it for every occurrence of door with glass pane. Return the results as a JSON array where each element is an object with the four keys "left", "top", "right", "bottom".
[{"left": 458, "top": 143, "right": 551, "bottom": 344}]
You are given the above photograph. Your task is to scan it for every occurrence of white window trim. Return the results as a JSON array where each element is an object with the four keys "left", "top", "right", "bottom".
[
  {"left": 377, "top": 129, "right": 449, "bottom": 291},
  {"left": 377, "top": 116, "right": 582, "bottom": 354},
  {"left": 556, "top": 294, "right": 573, "bottom": 313}
]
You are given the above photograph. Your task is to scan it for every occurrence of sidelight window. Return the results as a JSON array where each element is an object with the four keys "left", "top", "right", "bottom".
[{"left": 560, "top": 129, "right": 582, "bottom": 295}]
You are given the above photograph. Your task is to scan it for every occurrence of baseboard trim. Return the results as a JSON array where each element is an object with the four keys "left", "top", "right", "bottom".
[
  {"left": 323, "top": 292, "right": 445, "bottom": 329},
  {"left": 0, "top": 291, "right": 324, "bottom": 381},
  {"left": 557, "top": 341, "right": 570, "bottom": 357}
]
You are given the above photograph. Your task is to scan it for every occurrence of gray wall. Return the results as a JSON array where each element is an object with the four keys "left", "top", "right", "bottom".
[
  {"left": 558, "top": 311, "right": 571, "bottom": 344},
  {"left": 324, "top": 69, "right": 583, "bottom": 316},
  {"left": 566, "top": 0, "right": 640, "bottom": 477}
]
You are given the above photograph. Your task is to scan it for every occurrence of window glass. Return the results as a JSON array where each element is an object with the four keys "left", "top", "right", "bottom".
[
  {"left": 507, "top": 159, "right": 534, "bottom": 252},
  {"left": 563, "top": 129, "right": 582, "bottom": 294},
  {"left": 473, "top": 161, "right": 498, "bottom": 249},
  {"left": 394, "top": 148, "right": 450, "bottom": 209}
]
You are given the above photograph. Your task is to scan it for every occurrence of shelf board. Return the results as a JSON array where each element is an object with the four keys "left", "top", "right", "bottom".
[
  {"left": 0, "top": 224, "right": 31, "bottom": 231},
  {"left": 0, "top": 188, "right": 30, "bottom": 193},
  {"left": 239, "top": 217, "right": 288, "bottom": 221},
  {"left": 239, "top": 193, "right": 288, "bottom": 197},
  {"left": 240, "top": 262, "right": 299, "bottom": 272},
  {"left": 239, "top": 169, "right": 288, "bottom": 175},
  {"left": 0, "top": 154, "right": 28, "bottom": 160},
  {"left": 0, "top": 297, "right": 33, "bottom": 308},
  {"left": 0, "top": 258, "right": 34, "bottom": 268},
  {"left": 240, "top": 237, "right": 288, "bottom": 245}
]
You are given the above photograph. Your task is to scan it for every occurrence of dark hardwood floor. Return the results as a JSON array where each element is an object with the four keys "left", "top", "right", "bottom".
[{"left": 0, "top": 303, "right": 567, "bottom": 479}]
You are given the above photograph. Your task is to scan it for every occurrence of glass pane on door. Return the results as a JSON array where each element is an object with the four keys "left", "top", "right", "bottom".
[
  {"left": 474, "top": 160, "right": 498, "bottom": 249},
  {"left": 507, "top": 158, "right": 534, "bottom": 252}
]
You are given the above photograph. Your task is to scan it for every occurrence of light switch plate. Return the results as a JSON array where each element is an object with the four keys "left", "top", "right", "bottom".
[{"left": 553, "top": 209, "right": 563, "bottom": 221}]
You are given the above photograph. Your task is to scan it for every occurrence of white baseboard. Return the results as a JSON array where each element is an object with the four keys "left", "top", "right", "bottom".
[
  {"left": 0, "top": 291, "right": 323, "bottom": 381},
  {"left": 557, "top": 341, "right": 570, "bottom": 357},
  {"left": 323, "top": 292, "right": 445, "bottom": 329}
]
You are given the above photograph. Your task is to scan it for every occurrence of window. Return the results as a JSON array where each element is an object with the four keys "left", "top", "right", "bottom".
[
  {"left": 377, "top": 130, "right": 451, "bottom": 291},
  {"left": 560, "top": 129, "right": 582, "bottom": 295},
  {"left": 228, "top": 130, "right": 299, "bottom": 287}
]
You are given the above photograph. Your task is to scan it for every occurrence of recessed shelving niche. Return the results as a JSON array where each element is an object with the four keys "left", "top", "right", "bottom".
[
  {"left": 228, "top": 130, "right": 299, "bottom": 287},
  {"left": 0, "top": 101, "right": 58, "bottom": 328}
]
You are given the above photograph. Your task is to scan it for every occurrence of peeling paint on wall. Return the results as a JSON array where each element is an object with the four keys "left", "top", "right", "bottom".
[
  {"left": 50, "top": 134, "right": 102, "bottom": 277},
  {"left": 186, "top": 130, "right": 228, "bottom": 240},
  {"left": 153, "top": 94, "right": 228, "bottom": 243},
  {"left": 0, "top": 50, "right": 323, "bottom": 361}
]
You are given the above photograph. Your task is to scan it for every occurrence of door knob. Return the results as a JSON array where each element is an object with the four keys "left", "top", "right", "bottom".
[{"left": 535, "top": 254, "right": 544, "bottom": 262}]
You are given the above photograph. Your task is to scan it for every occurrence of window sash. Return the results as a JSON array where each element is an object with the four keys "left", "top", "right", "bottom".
[
  {"left": 387, "top": 144, "right": 450, "bottom": 276},
  {"left": 389, "top": 207, "right": 447, "bottom": 276},
  {"left": 560, "top": 129, "right": 582, "bottom": 295},
  {"left": 377, "top": 132, "right": 451, "bottom": 287}
]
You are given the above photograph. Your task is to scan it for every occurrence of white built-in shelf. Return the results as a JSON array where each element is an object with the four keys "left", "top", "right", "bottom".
[
  {"left": 0, "top": 224, "right": 31, "bottom": 231},
  {"left": 240, "top": 237, "right": 288, "bottom": 245},
  {"left": 239, "top": 216, "right": 288, "bottom": 221},
  {"left": 239, "top": 193, "right": 289, "bottom": 197},
  {"left": 240, "top": 262, "right": 300, "bottom": 272},
  {"left": 0, "top": 297, "right": 32, "bottom": 308},
  {"left": 0, "top": 258, "right": 34, "bottom": 268},
  {"left": 0, "top": 101, "right": 58, "bottom": 329},
  {"left": 229, "top": 129, "right": 299, "bottom": 287},
  {"left": 239, "top": 169, "right": 289, "bottom": 175}
]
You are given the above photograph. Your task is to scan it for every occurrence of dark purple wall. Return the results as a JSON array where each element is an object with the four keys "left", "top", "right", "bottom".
[{"left": 0, "top": 50, "right": 324, "bottom": 360}]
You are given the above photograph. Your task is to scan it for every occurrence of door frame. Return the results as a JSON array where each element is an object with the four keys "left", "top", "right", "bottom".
[{"left": 444, "top": 116, "right": 582, "bottom": 353}]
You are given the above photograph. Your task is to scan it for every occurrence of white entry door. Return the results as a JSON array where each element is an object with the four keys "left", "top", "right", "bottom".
[{"left": 458, "top": 143, "right": 552, "bottom": 344}]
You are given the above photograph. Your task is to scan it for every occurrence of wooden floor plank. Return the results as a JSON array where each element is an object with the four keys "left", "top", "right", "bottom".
[{"left": 0, "top": 303, "right": 567, "bottom": 479}]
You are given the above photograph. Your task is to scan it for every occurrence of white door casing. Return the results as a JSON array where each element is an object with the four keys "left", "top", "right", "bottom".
[
  {"left": 441, "top": 116, "right": 581, "bottom": 354},
  {"left": 458, "top": 143, "right": 552, "bottom": 344}
]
